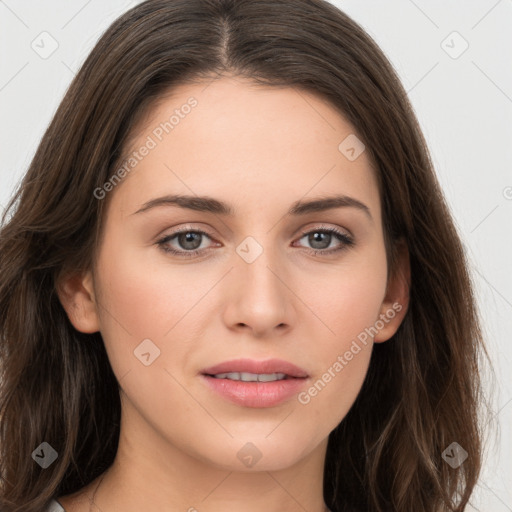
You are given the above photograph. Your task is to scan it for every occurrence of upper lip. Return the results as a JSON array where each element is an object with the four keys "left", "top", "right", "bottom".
[{"left": 201, "top": 358, "right": 309, "bottom": 378}]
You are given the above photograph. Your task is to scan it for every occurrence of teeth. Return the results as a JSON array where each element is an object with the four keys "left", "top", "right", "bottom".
[{"left": 212, "top": 372, "right": 287, "bottom": 382}]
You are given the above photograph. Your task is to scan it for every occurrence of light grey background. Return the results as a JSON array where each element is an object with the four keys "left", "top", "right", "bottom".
[{"left": 1, "top": 1, "right": 511, "bottom": 510}]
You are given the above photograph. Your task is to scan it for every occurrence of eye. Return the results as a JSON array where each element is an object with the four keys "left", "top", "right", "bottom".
[
  {"left": 156, "top": 228, "right": 217, "bottom": 258},
  {"left": 156, "top": 224, "right": 355, "bottom": 259},
  {"left": 293, "top": 225, "right": 355, "bottom": 255}
]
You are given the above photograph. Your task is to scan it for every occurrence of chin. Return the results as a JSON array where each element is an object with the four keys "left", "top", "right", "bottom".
[{"left": 196, "top": 432, "right": 318, "bottom": 472}]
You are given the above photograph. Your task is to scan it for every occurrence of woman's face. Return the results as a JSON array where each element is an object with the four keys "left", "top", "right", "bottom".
[{"left": 63, "top": 76, "right": 408, "bottom": 473}]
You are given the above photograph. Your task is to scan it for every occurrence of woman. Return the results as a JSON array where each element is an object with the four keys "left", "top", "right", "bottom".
[{"left": 0, "top": 1, "right": 491, "bottom": 511}]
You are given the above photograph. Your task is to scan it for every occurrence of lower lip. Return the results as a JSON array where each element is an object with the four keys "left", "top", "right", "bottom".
[{"left": 200, "top": 374, "right": 309, "bottom": 408}]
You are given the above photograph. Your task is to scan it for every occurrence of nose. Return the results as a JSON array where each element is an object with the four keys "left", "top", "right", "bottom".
[{"left": 221, "top": 242, "right": 295, "bottom": 338}]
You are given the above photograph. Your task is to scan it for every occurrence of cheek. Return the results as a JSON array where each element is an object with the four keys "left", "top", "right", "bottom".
[
  {"left": 295, "top": 252, "right": 387, "bottom": 425},
  {"left": 304, "top": 248, "right": 388, "bottom": 350},
  {"left": 295, "top": 283, "right": 378, "bottom": 435},
  {"left": 296, "top": 343, "right": 372, "bottom": 441},
  {"left": 93, "top": 238, "right": 210, "bottom": 378},
  {"left": 97, "top": 230, "right": 215, "bottom": 324}
]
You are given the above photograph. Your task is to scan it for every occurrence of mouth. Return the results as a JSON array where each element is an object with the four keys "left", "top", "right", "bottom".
[
  {"left": 199, "top": 358, "right": 309, "bottom": 408},
  {"left": 204, "top": 372, "right": 298, "bottom": 382}
]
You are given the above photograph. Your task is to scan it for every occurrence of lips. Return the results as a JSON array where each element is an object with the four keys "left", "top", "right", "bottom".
[{"left": 201, "top": 358, "right": 309, "bottom": 379}]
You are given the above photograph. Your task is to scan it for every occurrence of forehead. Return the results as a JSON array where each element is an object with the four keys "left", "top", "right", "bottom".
[{"left": 108, "top": 76, "right": 380, "bottom": 222}]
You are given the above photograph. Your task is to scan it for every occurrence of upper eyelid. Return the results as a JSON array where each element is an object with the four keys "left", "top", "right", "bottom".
[{"left": 158, "top": 224, "right": 351, "bottom": 239}]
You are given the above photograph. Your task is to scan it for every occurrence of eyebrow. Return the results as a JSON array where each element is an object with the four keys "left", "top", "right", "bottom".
[{"left": 132, "top": 194, "right": 372, "bottom": 220}]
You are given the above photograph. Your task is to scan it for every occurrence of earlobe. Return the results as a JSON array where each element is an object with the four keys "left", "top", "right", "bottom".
[
  {"left": 374, "top": 240, "right": 411, "bottom": 343},
  {"left": 56, "top": 270, "right": 100, "bottom": 334}
]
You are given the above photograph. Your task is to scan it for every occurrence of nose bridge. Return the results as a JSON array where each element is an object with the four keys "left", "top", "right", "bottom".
[
  {"left": 225, "top": 232, "right": 292, "bottom": 332},
  {"left": 236, "top": 232, "right": 285, "bottom": 296}
]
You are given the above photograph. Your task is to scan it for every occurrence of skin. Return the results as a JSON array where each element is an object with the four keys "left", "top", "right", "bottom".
[{"left": 57, "top": 75, "right": 410, "bottom": 512}]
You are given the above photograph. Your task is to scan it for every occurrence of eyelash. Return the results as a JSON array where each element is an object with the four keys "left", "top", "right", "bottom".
[{"left": 156, "top": 225, "right": 355, "bottom": 259}]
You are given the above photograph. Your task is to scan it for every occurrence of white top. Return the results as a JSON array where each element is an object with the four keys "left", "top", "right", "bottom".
[{"left": 47, "top": 499, "right": 65, "bottom": 512}]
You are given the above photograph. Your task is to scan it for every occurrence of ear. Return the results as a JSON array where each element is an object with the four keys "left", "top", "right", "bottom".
[
  {"left": 56, "top": 270, "right": 100, "bottom": 333},
  {"left": 374, "top": 239, "right": 410, "bottom": 343}
]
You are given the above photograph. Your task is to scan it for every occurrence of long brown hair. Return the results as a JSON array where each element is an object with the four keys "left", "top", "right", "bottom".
[{"left": 0, "top": 1, "right": 494, "bottom": 510}]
